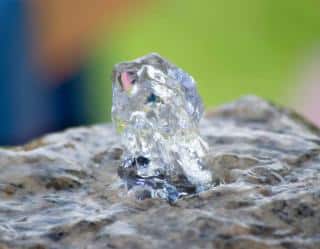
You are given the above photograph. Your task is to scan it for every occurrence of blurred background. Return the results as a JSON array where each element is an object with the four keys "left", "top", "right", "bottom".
[{"left": 1, "top": 0, "right": 320, "bottom": 145}]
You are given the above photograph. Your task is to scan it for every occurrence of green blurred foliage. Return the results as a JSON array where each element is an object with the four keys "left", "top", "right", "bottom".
[{"left": 87, "top": 0, "right": 320, "bottom": 122}]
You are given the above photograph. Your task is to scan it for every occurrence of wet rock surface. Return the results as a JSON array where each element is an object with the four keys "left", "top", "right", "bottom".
[{"left": 0, "top": 96, "right": 320, "bottom": 249}]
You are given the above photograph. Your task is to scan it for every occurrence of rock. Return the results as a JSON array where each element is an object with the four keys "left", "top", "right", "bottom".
[{"left": 0, "top": 96, "right": 319, "bottom": 249}]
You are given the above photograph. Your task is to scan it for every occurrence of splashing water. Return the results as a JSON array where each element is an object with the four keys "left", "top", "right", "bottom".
[{"left": 112, "top": 53, "right": 212, "bottom": 201}]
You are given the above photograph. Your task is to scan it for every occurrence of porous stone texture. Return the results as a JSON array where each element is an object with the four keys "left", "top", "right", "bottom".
[{"left": 0, "top": 96, "right": 320, "bottom": 249}]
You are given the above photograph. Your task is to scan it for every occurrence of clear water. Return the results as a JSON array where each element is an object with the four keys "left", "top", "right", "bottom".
[{"left": 112, "top": 53, "right": 212, "bottom": 201}]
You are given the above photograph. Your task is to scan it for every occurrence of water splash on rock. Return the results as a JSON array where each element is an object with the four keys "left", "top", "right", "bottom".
[{"left": 112, "top": 53, "right": 212, "bottom": 201}]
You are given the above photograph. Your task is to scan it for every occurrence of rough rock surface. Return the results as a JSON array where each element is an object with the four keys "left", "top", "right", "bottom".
[{"left": 0, "top": 96, "right": 320, "bottom": 249}]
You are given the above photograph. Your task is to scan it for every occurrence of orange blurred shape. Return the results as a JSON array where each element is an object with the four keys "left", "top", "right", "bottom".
[{"left": 28, "top": 0, "right": 148, "bottom": 82}]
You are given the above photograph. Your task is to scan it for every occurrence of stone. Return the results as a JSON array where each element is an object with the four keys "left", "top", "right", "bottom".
[
  {"left": 0, "top": 96, "right": 320, "bottom": 249},
  {"left": 112, "top": 53, "right": 211, "bottom": 201}
]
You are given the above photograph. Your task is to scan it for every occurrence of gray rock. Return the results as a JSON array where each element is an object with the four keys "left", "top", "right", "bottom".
[{"left": 0, "top": 96, "right": 319, "bottom": 249}]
